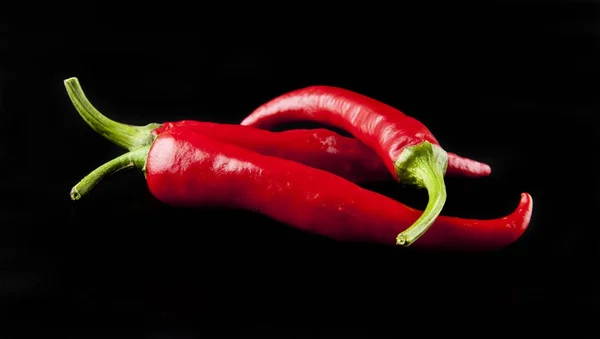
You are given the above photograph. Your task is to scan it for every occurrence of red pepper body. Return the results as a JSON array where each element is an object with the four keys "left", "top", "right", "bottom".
[
  {"left": 241, "top": 86, "right": 444, "bottom": 177},
  {"left": 145, "top": 129, "right": 532, "bottom": 250},
  {"left": 153, "top": 121, "right": 491, "bottom": 183}
]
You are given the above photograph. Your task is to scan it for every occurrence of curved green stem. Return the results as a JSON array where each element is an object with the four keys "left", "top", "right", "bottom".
[
  {"left": 64, "top": 77, "right": 161, "bottom": 151},
  {"left": 394, "top": 141, "right": 448, "bottom": 247},
  {"left": 71, "top": 146, "right": 150, "bottom": 201}
]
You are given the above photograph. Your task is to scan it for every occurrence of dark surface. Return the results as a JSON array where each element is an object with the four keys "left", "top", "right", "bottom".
[{"left": 1, "top": 4, "right": 599, "bottom": 337}]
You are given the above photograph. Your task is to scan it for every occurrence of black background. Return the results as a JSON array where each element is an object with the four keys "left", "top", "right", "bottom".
[{"left": 1, "top": 2, "right": 599, "bottom": 337}]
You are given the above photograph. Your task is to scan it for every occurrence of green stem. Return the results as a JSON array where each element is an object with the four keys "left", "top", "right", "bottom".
[
  {"left": 394, "top": 141, "right": 448, "bottom": 247},
  {"left": 70, "top": 146, "right": 150, "bottom": 201},
  {"left": 63, "top": 77, "right": 161, "bottom": 151}
]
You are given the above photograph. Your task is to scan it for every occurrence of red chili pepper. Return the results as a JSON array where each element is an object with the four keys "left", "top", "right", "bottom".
[
  {"left": 70, "top": 126, "right": 532, "bottom": 251},
  {"left": 154, "top": 121, "right": 491, "bottom": 181},
  {"left": 65, "top": 78, "right": 531, "bottom": 250},
  {"left": 240, "top": 86, "right": 459, "bottom": 246}
]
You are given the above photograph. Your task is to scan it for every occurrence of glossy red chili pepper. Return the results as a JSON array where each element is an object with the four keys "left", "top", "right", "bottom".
[
  {"left": 240, "top": 86, "right": 457, "bottom": 246},
  {"left": 70, "top": 127, "right": 532, "bottom": 251},
  {"left": 154, "top": 121, "right": 491, "bottom": 181}
]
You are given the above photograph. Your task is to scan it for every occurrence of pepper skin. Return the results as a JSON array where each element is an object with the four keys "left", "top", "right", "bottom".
[
  {"left": 155, "top": 121, "right": 491, "bottom": 182},
  {"left": 71, "top": 127, "right": 532, "bottom": 251},
  {"left": 240, "top": 86, "right": 458, "bottom": 246}
]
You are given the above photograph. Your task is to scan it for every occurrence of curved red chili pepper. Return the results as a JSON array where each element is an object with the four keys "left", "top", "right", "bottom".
[
  {"left": 240, "top": 86, "right": 456, "bottom": 246},
  {"left": 155, "top": 121, "right": 491, "bottom": 181},
  {"left": 70, "top": 128, "right": 532, "bottom": 251}
]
